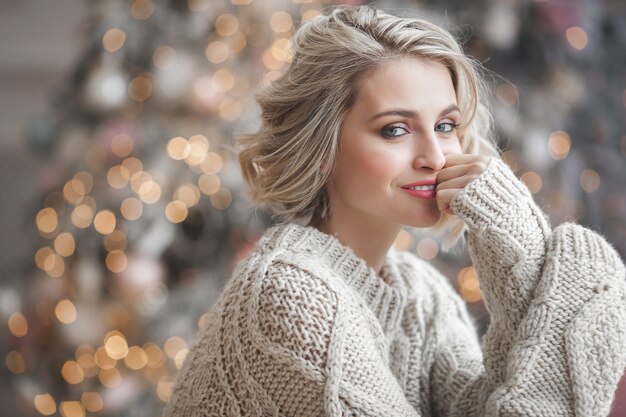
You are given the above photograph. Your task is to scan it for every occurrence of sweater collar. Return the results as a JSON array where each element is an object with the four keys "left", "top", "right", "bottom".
[{"left": 261, "top": 222, "right": 407, "bottom": 336}]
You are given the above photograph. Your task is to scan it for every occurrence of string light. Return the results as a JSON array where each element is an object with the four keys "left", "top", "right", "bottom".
[
  {"left": 137, "top": 180, "right": 162, "bottom": 204},
  {"left": 121, "top": 197, "right": 143, "bottom": 220},
  {"left": 580, "top": 169, "right": 600, "bottom": 193},
  {"left": 36, "top": 208, "right": 58, "bottom": 234},
  {"left": 59, "top": 401, "right": 85, "bottom": 417},
  {"left": 71, "top": 204, "right": 94, "bottom": 229},
  {"left": 5, "top": 351, "right": 26, "bottom": 374},
  {"left": 210, "top": 188, "right": 232, "bottom": 210},
  {"left": 200, "top": 152, "right": 223, "bottom": 174},
  {"left": 104, "top": 331, "right": 129, "bottom": 360},
  {"left": 548, "top": 130, "right": 571, "bottom": 160},
  {"left": 520, "top": 171, "right": 543, "bottom": 194},
  {"left": 99, "top": 367, "right": 122, "bottom": 388},
  {"left": 122, "top": 157, "right": 143, "bottom": 176},
  {"left": 104, "top": 230, "right": 127, "bottom": 251},
  {"left": 44, "top": 253, "right": 65, "bottom": 277},
  {"left": 61, "top": 360, "right": 84, "bottom": 384},
  {"left": 94, "top": 346, "right": 117, "bottom": 370},
  {"left": 163, "top": 336, "right": 188, "bottom": 359},
  {"left": 144, "top": 343, "right": 165, "bottom": 368},
  {"left": 416, "top": 238, "right": 439, "bottom": 260},
  {"left": 124, "top": 346, "right": 149, "bottom": 370},
  {"left": 54, "top": 232, "right": 76, "bottom": 257},
  {"left": 167, "top": 137, "right": 191, "bottom": 160},
  {"left": 129, "top": 75, "right": 153, "bottom": 102},
  {"left": 156, "top": 377, "right": 175, "bottom": 402},
  {"left": 55, "top": 299, "right": 77, "bottom": 324},
  {"left": 131, "top": 0, "right": 155, "bottom": 20},
  {"left": 34, "top": 394, "right": 56, "bottom": 416},
  {"left": 566, "top": 26, "right": 588, "bottom": 50},
  {"left": 198, "top": 173, "right": 220, "bottom": 195},
  {"left": 111, "top": 133, "right": 134, "bottom": 157},
  {"left": 215, "top": 13, "right": 239, "bottom": 36},
  {"left": 8, "top": 312, "right": 28, "bottom": 337},
  {"left": 106, "top": 250, "right": 128, "bottom": 273},
  {"left": 205, "top": 41, "right": 230, "bottom": 64},
  {"left": 94, "top": 210, "right": 117, "bottom": 234},
  {"left": 165, "top": 201, "right": 188, "bottom": 223},
  {"left": 103, "top": 28, "right": 126, "bottom": 53},
  {"left": 81, "top": 392, "right": 103, "bottom": 413},
  {"left": 153, "top": 45, "right": 177, "bottom": 70},
  {"left": 458, "top": 267, "right": 481, "bottom": 303},
  {"left": 269, "top": 11, "right": 293, "bottom": 33}
]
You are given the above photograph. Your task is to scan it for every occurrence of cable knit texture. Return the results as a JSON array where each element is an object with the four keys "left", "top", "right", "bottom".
[{"left": 162, "top": 158, "right": 626, "bottom": 417}]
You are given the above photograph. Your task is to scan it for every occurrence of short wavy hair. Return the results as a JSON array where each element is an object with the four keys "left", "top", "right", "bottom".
[{"left": 237, "top": 4, "right": 500, "bottom": 248}]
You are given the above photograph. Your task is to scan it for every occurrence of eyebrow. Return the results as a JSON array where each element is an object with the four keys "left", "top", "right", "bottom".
[{"left": 367, "top": 104, "right": 460, "bottom": 123}]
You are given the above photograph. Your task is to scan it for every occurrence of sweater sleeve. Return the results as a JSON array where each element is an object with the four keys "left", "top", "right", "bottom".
[
  {"left": 240, "top": 261, "right": 420, "bottom": 417},
  {"left": 428, "top": 158, "right": 626, "bottom": 417}
]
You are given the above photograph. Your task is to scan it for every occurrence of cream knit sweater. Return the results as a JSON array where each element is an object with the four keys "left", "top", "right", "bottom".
[{"left": 162, "top": 158, "right": 626, "bottom": 417}]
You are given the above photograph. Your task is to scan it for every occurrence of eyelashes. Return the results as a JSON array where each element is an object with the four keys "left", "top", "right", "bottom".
[{"left": 380, "top": 121, "right": 459, "bottom": 139}]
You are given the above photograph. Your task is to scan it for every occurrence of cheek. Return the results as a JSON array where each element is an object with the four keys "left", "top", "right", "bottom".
[{"left": 336, "top": 144, "right": 402, "bottom": 193}]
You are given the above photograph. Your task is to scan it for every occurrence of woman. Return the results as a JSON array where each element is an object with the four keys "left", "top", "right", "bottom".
[{"left": 163, "top": 5, "right": 626, "bottom": 416}]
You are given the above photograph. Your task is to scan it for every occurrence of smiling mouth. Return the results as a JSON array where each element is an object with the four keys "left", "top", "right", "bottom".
[
  {"left": 404, "top": 184, "right": 435, "bottom": 191},
  {"left": 402, "top": 181, "right": 437, "bottom": 200}
]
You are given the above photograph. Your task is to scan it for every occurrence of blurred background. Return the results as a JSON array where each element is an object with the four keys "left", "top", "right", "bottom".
[{"left": 1, "top": 0, "right": 625, "bottom": 416}]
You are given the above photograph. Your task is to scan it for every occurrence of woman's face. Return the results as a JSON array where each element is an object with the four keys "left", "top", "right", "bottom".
[{"left": 326, "top": 56, "right": 463, "bottom": 230}]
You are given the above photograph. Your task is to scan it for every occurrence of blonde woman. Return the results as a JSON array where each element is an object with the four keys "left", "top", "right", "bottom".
[{"left": 163, "top": 5, "right": 626, "bottom": 416}]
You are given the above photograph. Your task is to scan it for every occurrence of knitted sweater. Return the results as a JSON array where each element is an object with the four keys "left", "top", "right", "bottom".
[{"left": 162, "top": 158, "right": 626, "bottom": 417}]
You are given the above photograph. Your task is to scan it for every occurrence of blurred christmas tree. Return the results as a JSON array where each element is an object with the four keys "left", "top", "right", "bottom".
[
  {"left": 2, "top": 0, "right": 625, "bottom": 416},
  {"left": 4, "top": 0, "right": 349, "bottom": 415}
]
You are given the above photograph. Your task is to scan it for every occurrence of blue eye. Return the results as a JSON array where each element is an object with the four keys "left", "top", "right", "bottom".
[
  {"left": 380, "top": 124, "right": 409, "bottom": 139},
  {"left": 435, "top": 122, "right": 459, "bottom": 133}
]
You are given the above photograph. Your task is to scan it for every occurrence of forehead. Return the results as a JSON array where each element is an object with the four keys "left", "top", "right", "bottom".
[{"left": 354, "top": 56, "right": 456, "bottom": 109}]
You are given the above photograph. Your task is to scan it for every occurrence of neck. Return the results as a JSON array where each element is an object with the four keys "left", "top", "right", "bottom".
[{"left": 312, "top": 215, "right": 401, "bottom": 276}]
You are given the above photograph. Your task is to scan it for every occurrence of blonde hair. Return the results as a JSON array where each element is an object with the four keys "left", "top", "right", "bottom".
[{"left": 237, "top": 4, "right": 501, "bottom": 249}]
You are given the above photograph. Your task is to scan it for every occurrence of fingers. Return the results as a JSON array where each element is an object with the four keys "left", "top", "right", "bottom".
[
  {"left": 435, "top": 154, "right": 491, "bottom": 215},
  {"left": 436, "top": 188, "right": 459, "bottom": 213}
]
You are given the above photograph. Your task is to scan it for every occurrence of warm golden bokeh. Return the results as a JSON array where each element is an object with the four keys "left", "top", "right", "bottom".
[
  {"left": 416, "top": 238, "right": 439, "bottom": 261},
  {"left": 34, "top": 393, "right": 57, "bottom": 416},
  {"left": 111, "top": 133, "right": 134, "bottom": 157},
  {"left": 5, "top": 351, "right": 26, "bottom": 374},
  {"left": 36, "top": 208, "right": 58, "bottom": 234},
  {"left": 103, "top": 28, "right": 126, "bottom": 53},
  {"left": 198, "top": 173, "right": 220, "bottom": 195},
  {"left": 106, "top": 250, "right": 128, "bottom": 273},
  {"left": 81, "top": 392, "right": 104, "bottom": 413},
  {"left": 520, "top": 171, "right": 543, "bottom": 194},
  {"left": 94, "top": 210, "right": 117, "bottom": 234},
  {"left": 121, "top": 197, "right": 143, "bottom": 220},
  {"left": 125, "top": 346, "right": 149, "bottom": 370},
  {"left": 566, "top": 26, "right": 588, "bottom": 50},
  {"left": 8, "top": 312, "right": 28, "bottom": 337},
  {"left": 580, "top": 169, "right": 600, "bottom": 193},
  {"left": 61, "top": 360, "right": 85, "bottom": 384},
  {"left": 55, "top": 299, "right": 77, "bottom": 324},
  {"left": 54, "top": 232, "right": 76, "bottom": 257},
  {"left": 59, "top": 400, "right": 85, "bottom": 417},
  {"left": 458, "top": 266, "right": 482, "bottom": 303},
  {"left": 548, "top": 130, "right": 571, "bottom": 160},
  {"left": 165, "top": 200, "right": 189, "bottom": 223},
  {"left": 210, "top": 188, "right": 232, "bottom": 210}
]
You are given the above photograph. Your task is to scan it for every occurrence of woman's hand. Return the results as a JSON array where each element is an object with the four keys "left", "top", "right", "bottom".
[{"left": 435, "top": 154, "right": 492, "bottom": 215}]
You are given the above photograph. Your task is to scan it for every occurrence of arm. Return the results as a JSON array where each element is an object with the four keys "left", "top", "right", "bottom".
[
  {"left": 241, "top": 262, "right": 420, "bottom": 417},
  {"left": 430, "top": 157, "right": 626, "bottom": 416}
]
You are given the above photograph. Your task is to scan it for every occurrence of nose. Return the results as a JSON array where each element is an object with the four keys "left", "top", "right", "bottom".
[{"left": 412, "top": 131, "right": 446, "bottom": 171}]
